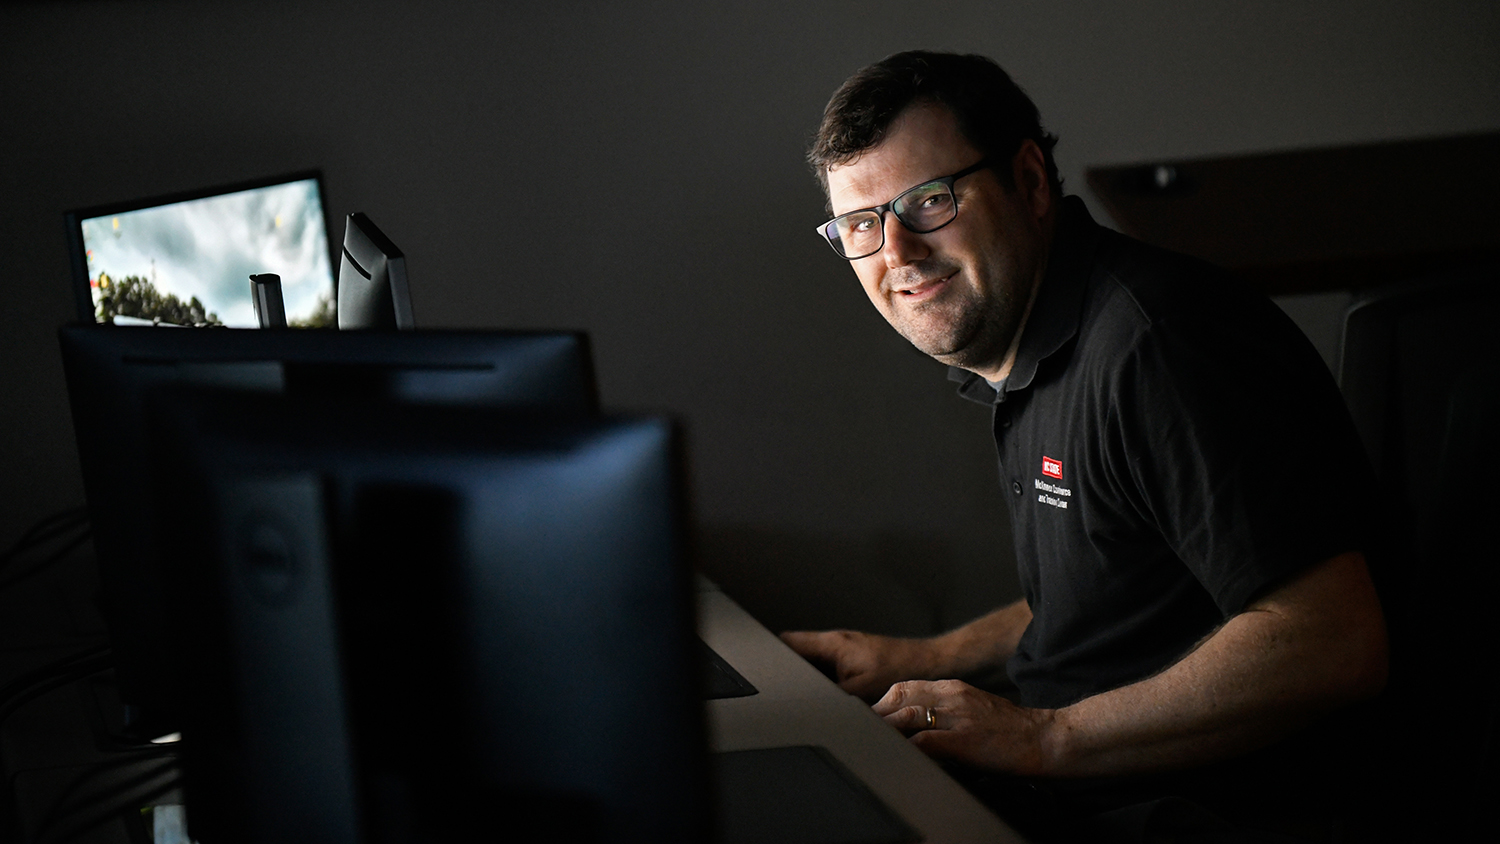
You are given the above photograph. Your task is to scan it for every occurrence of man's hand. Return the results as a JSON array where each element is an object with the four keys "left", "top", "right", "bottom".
[
  {"left": 873, "top": 679, "right": 1058, "bottom": 776},
  {"left": 780, "top": 599, "right": 1033, "bottom": 701},
  {"left": 778, "top": 630, "right": 931, "bottom": 700},
  {"left": 861, "top": 551, "right": 1386, "bottom": 779}
]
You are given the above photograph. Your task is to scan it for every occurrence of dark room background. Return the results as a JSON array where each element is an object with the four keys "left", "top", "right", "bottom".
[{"left": 3, "top": 0, "right": 1496, "bottom": 636}]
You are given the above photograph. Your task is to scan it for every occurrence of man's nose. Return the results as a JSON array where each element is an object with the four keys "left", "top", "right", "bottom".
[{"left": 882, "top": 212, "right": 929, "bottom": 268}]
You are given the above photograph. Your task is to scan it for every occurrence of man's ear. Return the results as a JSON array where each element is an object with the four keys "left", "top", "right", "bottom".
[{"left": 1013, "top": 139, "right": 1052, "bottom": 220}]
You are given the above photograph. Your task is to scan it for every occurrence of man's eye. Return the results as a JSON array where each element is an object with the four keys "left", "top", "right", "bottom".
[
  {"left": 920, "top": 193, "right": 951, "bottom": 209},
  {"left": 850, "top": 217, "right": 877, "bottom": 233}
]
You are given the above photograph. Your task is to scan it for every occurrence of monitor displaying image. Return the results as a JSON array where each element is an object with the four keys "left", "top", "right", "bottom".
[{"left": 67, "top": 173, "right": 337, "bottom": 328}]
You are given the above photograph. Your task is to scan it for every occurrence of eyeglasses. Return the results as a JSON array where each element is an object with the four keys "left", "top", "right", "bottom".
[{"left": 815, "top": 159, "right": 990, "bottom": 260}]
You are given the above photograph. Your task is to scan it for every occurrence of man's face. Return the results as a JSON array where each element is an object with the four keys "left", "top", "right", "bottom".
[{"left": 824, "top": 103, "right": 1051, "bottom": 379}]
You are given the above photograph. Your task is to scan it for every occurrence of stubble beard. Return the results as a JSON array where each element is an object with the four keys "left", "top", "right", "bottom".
[{"left": 887, "top": 263, "right": 1023, "bottom": 372}]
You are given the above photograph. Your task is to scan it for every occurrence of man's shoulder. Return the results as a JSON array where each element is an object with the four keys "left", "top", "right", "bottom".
[
  {"left": 1083, "top": 224, "right": 1263, "bottom": 330},
  {"left": 1050, "top": 220, "right": 1333, "bottom": 416},
  {"left": 1068, "top": 221, "right": 1316, "bottom": 378},
  {"left": 1003, "top": 198, "right": 1314, "bottom": 397}
]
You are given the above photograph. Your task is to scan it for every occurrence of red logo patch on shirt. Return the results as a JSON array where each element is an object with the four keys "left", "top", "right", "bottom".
[{"left": 1041, "top": 456, "right": 1063, "bottom": 479}]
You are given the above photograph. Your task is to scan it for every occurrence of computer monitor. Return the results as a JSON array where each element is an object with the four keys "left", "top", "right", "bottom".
[
  {"left": 338, "top": 213, "right": 414, "bottom": 330},
  {"left": 147, "top": 390, "right": 707, "bottom": 844},
  {"left": 65, "top": 173, "right": 337, "bottom": 328},
  {"left": 57, "top": 325, "right": 599, "bottom": 737}
]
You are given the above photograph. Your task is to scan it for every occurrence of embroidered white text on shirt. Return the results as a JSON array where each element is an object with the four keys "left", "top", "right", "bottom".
[{"left": 1035, "top": 477, "right": 1072, "bottom": 510}]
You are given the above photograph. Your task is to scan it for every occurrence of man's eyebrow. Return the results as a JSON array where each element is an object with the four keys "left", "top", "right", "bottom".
[{"left": 848, "top": 174, "right": 949, "bottom": 211}]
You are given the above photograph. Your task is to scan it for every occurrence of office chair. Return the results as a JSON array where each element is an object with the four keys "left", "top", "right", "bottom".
[{"left": 1336, "top": 262, "right": 1500, "bottom": 840}]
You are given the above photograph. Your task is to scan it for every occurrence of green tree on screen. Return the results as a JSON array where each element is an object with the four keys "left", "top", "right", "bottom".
[
  {"left": 95, "top": 273, "right": 222, "bottom": 326},
  {"left": 289, "top": 292, "right": 336, "bottom": 328}
]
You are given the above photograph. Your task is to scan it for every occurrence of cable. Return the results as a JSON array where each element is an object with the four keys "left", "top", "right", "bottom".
[
  {"left": 0, "top": 506, "right": 89, "bottom": 571},
  {"left": 0, "top": 506, "right": 92, "bottom": 594},
  {"left": 32, "top": 745, "right": 178, "bottom": 837},
  {"left": 0, "top": 646, "right": 110, "bottom": 715},
  {"left": 0, "top": 527, "right": 93, "bottom": 592},
  {"left": 0, "top": 652, "right": 115, "bottom": 734},
  {"left": 0, "top": 648, "right": 116, "bottom": 843},
  {"left": 0, "top": 506, "right": 88, "bottom": 559},
  {"left": 35, "top": 761, "right": 181, "bottom": 844}
]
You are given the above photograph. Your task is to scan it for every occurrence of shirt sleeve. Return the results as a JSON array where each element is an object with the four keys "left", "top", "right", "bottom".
[{"left": 1105, "top": 294, "right": 1375, "bottom": 616}]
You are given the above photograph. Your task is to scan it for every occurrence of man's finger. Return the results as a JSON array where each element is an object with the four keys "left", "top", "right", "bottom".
[
  {"left": 779, "top": 630, "right": 829, "bottom": 659},
  {"left": 909, "top": 727, "right": 962, "bottom": 759},
  {"left": 872, "top": 680, "right": 934, "bottom": 716},
  {"left": 881, "top": 704, "right": 934, "bottom": 733},
  {"left": 779, "top": 630, "right": 847, "bottom": 659}
]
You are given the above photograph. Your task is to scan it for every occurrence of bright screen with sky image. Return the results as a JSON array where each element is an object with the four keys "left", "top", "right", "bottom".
[{"left": 72, "top": 175, "right": 336, "bottom": 328}]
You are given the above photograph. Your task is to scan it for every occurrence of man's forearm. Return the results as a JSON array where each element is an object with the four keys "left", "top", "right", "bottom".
[
  {"left": 877, "top": 551, "right": 1387, "bottom": 778},
  {"left": 780, "top": 597, "right": 1033, "bottom": 699},
  {"left": 925, "top": 597, "right": 1032, "bottom": 679},
  {"left": 1038, "top": 551, "right": 1387, "bottom": 776}
]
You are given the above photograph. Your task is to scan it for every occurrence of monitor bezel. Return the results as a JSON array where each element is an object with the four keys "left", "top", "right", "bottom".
[
  {"left": 56, "top": 324, "right": 600, "bottom": 734},
  {"left": 148, "top": 391, "right": 708, "bottom": 842},
  {"left": 63, "top": 170, "right": 335, "bottom": 325}
]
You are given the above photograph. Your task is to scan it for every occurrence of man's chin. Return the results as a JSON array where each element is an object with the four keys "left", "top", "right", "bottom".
[
  {"left": 891, "top": 296, "right": 1023, "bottom": 377},
  {"left": 911, "top": 333, "right": 1010, "bottom": 373},
  {"left": 910, "top": 337, "right": 976, "bottom": 367}
]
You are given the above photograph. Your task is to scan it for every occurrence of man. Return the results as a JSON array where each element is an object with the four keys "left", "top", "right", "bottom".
[{"left": 783, "top": 51, "right": 1388, "bottom": 839}]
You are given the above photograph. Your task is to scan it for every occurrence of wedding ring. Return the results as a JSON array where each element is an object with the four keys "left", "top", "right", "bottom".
[{"left": 925, "top": 707, "right": 937, "bottom": 730}]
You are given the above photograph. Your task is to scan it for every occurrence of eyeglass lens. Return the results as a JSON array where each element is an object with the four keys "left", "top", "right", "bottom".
[{"left": 825, "top": 179, "right": 958, "bottom": 259}]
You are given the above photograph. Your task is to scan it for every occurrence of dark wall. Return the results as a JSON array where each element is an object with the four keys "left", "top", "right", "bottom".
[{"left": 3, "top": 0, "right": 1496, "bottom": 635}]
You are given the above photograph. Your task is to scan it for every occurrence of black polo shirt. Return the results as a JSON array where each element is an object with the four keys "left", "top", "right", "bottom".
[{"left": 951, "top": 197, "right": 1375, "bottom": 710}]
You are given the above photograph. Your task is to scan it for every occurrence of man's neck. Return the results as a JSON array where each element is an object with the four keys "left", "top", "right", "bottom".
[
  {"left": 967, "top": 202, "right": 1057, "bottom": 384},
  {"left": 972, "top": 266, "right": 1044, "bottom": 384}
]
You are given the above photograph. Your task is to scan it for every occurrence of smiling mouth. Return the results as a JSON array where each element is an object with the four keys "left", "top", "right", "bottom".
[{"left": 895, "top": 273, "right": 954, "bottom": 299}]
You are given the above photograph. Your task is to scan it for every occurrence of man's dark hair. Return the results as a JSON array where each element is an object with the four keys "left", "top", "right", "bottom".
[{"left": 808, "top": 51, "right": 1061, "bottom": 200}]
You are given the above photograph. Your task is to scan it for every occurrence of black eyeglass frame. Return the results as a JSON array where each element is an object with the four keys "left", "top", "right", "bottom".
[{"left": 815, "top": 158, "right": 992, "bottom": 259}]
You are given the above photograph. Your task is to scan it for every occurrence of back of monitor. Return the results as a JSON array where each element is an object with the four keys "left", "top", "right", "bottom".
[{"left": 338, "top": 212, "right": 414, "bottom": 330}]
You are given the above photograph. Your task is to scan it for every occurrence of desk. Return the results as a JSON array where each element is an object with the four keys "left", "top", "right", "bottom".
[
  {"left": 1, "top": 557, "right": 1024, "bottom": 842},
  {"left": 696, "top": 579, "right": 1025, "bottom": 843}
]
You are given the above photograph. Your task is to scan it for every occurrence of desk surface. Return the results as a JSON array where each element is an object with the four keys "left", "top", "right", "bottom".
[
  {"left": 1, "top": 557, "right": 1023, "bottom": 843},
  {"left": 696, "top": 580, "right": 1025, "bottom": 843}
]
